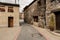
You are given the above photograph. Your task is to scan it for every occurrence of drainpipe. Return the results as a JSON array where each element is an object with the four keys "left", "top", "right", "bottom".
[
  {"left": 18, "top": 0, "right": 19, "bottom": 4},
  {"left": 15, "top": 0, "right": 16, "bottom": 4},
  {"left": 15, "top": 0, "right": 19, "bottom": 4}
]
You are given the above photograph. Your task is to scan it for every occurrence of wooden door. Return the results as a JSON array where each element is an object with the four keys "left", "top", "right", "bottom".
[{"left": 8, "top": 17, "right": 13, "bottom": 27}]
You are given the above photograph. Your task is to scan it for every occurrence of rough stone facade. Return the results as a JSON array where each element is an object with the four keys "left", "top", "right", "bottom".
[
  {"left": 24, "top": 0, "right": 39, "bottom": 26},
  {"left": 24, "top": 0, "right": 60, "bottom": 31},
  {"left": 24, "top": 0, "right": 46, "bottom": 27},
  {"left": 46, "top": 0, "right": 60, "bottom": 31},
  {"left": 38, "top": 0, "right": 46, "bottom": 28}
]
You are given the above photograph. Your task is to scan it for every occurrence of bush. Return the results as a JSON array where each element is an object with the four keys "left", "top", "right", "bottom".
[{"left": 49, "top": 15, "right": 55, "bottom": 31}]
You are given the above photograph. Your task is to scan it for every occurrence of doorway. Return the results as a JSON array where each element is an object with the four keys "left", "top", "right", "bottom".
[
  {"left": 55, "top": 11, "right": 60, "bottom": 30},
  {"left": 8, "top": 17, "right": 13, "bottom": 27}
]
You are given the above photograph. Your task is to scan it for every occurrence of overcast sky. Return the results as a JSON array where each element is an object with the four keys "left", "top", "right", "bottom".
[
  {"left": 0, "top": 0, "right": 33, "bottom": 12},
  {"left": 20, "top": 0, "right": 33, "bottom": 12}
]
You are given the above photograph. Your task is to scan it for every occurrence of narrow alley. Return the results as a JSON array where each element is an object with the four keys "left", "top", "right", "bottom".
[{"left": 17, "top": 23, "right": 46, "bottom": 40}]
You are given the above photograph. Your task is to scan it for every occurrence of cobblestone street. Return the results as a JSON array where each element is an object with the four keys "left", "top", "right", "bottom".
[{"left": 17, "top": 24, "right": 46, "bottom": 40}]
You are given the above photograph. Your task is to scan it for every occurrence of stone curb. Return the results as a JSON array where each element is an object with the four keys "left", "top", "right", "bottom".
[
  {"left": 47, "top": 30, "right": 60, "bottom": 37},
  {"left": 32, "top": 25, "right": 60, "bottom": 40}
]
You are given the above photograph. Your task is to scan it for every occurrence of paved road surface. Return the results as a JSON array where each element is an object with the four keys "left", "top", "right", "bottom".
[{"left": 17, "top": 24, "right": 46, "bottom": 40}]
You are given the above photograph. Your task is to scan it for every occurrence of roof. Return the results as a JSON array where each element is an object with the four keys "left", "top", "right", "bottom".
[
  {"left": 23, "top": 0, "right": 36, "bottom": 11},
  {"left": 0, "top": 2, "right": 19, "bottom": 7}
]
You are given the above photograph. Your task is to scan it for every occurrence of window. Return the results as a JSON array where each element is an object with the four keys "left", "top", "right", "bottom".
[
  {"left": 0, "top": 5, "right": 5, "bottom": 12},
  {"left": 38, "top": 0, "right": 41, "bottom": 6},
  {"left": 8, "top": 6, "right": 14, "bottom": 12},
  {"left": 33, "top": 16, "right": 38, "bottom": 22},
  {"left": 51, "top": 0, "right": 55, "bottom": 2}
]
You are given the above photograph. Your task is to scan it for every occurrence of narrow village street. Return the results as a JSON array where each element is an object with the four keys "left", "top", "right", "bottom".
[
  {"left": 17, "top": 23, "right": 46, "bottom": 40},
  {"left": 0, "top": 0, "right": 60, "bottom": 40}
]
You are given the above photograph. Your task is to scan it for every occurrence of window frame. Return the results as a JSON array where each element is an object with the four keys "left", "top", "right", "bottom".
[
  {"left": 0, "top": 5, "right": 5, "bottom": 12},
  {"left": 8, "top": 6, "right": 14, "bottom": 13}
]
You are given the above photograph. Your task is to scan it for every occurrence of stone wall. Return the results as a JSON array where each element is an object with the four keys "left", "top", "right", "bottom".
[
  {"left": 24, "top": 0, "right": 46, "bottom": 27},
  {"left": 24, "top": 0, "right": 38, "bottom": 24},
  {"left": 46, "top": 0, "right": 60, "bottom": 31}
]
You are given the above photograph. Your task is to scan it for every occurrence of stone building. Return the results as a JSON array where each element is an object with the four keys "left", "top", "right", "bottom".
[
  {"left": 0, "top": 2, "right": 19, "bottom": 27},
  {"left": 19, "top": 13, "right": 24, "bottom": 19},
  {"left": 19, "top": 13, "right": 24, "bottom": 24},
  {"left": 24, "top": 0, "right": 60, "bottom": 32},
  {"left": 24, "top": 0, "right": 46, "bottom": 27},
  {"left": 46, "top": 0, "right": 60, "bottom": 31},
  {"left": 24, "top": 0, "right": 39, "bottom": 26}
]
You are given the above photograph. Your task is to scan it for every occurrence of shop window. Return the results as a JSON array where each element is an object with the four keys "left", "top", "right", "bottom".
[{"left": 8, "top": 7, "right": 14, "bottom": 12}]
